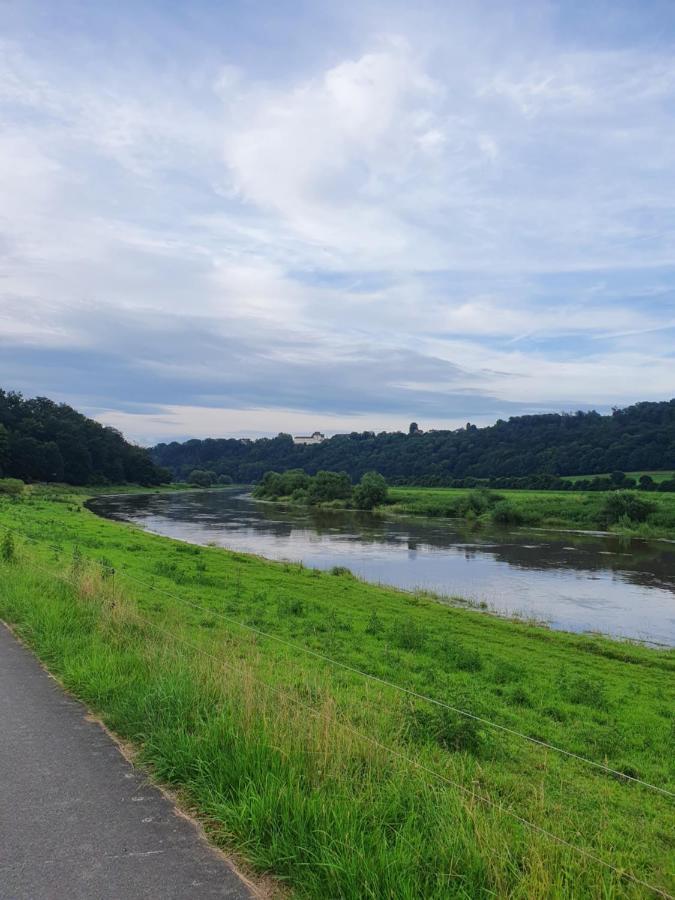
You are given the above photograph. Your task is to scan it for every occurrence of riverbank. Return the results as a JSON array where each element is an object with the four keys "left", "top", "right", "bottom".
[
  {"left": 386, "top": 485, "right": 675, "bottom": 539},
  {"left": 1, "top": 484, "right": 673, "bottom": 898}
]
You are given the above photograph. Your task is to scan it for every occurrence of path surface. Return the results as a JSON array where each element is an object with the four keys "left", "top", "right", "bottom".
[{"left": 0, "top": 623, "right": 254, "bottom": 899}]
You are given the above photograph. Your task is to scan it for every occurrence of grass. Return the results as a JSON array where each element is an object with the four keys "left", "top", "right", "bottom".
[
  {"left": 0, "top": 484, "right": 673, "bottom": 898},
  {"left": 386, "top": 486, "right": 675, "bottom": 539}
]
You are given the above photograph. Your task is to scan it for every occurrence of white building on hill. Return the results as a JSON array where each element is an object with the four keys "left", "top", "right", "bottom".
[{"left": 293, "top": 431, "right": 326, "bottom": 445}]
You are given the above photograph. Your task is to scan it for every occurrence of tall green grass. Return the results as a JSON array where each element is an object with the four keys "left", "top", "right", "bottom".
[{"left": 0, "top": 486, "right": 673, "bottom": 897}]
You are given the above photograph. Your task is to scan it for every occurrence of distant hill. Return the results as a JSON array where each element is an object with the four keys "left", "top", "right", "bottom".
[
  {"left": 152, "top": 399, "right": 675, "bottom": 485},
  {"left": 0, "top": 389, "right": 168, "bottom": 486}
]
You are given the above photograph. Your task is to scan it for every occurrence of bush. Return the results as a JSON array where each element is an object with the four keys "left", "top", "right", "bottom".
[
  {"left": 216, "top": 474, "right": 233, "bottom": 485},
  {"left": 188, "top": 469, "right": 215, "bottom": 487},
  {"left": 600, "top": 491, "right": 656, "bottom": 525},
  {"left": 0, "top": 478, "right": 24, "bottom": 496},
  {"left": 1, "top": 531, "right": 16, "bottom": 563},
  {"left": 364, "top": 609, "right": 384, "bottom": 635},
  {"left": 491, "top": 501, "right": 524, "bottom": 526},
  {"left": 456, "top": 490, "right": 490, "bottom": 517},
  {"left": 352, "top": 471, "right": 388, "bottom": 510},
  {"left": 329, "top": 565, "right": 353, "bottom": 577}
]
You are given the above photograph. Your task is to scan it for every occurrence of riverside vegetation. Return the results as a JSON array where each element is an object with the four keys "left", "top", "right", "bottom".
[
  {"left": 387, "top": 485, "right": 675, "bottom": 539},
  {"left": 252, "top": 468, "right": 675, "bottom": 539},
  {"left": 0, "top": 482, "right": 673, "bottom": 898}
]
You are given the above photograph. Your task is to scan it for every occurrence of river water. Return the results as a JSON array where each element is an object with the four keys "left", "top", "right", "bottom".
[{"left": 88, "top": 489, "right": 675, "bottom": 646}]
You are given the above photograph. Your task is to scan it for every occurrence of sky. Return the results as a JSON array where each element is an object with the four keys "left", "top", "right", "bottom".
[{"left": 1, "top": 0, "right": 675, "bottom": 445}]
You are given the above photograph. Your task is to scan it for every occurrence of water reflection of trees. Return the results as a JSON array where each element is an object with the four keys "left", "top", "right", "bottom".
[{"left": 89, "top": 492, "right": 675, "bottom": 593}]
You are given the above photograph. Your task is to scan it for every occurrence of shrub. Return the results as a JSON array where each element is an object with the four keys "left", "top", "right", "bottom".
[
  {"left": 329, "top": 565, "right": 353, "bottom": 577},
  {"left": 352, "top": 471, "right": 388, "bottom": 510},
  {"left": 491, "top": 501, "right": 524, "bottom": 526},
  {"left": 457, "top": 490, "right": 490, "bottom": 517},
  {"left": 365, "top": 609, "right": 384, "bottom": 634},
  {"left": 0, "top": 478, "right": 25, "bottom": 496},
  {"left": 600, "top": 491, "right": 656, "bottom": 525},
  {"left": 188, "top": 469, "right": 215, "bottom": 487},
  {"left": 1, "top": 531, "right": 16, "bottom": 563}
]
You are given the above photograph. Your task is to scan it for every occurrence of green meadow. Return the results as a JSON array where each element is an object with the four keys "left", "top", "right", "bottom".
[
  {"left": 387, "top": 485, "right": 675, "bottom": 539},
  {"left": 0, "top": 484, "right": 673, "bottom": 898}
]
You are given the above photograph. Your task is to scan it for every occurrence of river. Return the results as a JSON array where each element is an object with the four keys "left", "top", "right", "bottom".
[{"left": 88, "top": 488, "right": 675, "bottom": 646}]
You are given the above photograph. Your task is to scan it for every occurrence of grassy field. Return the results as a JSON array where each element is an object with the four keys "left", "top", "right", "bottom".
[
  {"left": 387, "top": 486, "right": 675, "bottom": 538},
  {"left": 0, "top": 484, "right": 673, "bottom": 898}
]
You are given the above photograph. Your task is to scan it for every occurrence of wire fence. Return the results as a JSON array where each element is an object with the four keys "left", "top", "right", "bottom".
[
  {"left": 1, "top": 520, "right": 672, "bottom": 799},
  {"left": 6, "top": 546, "right": 673, "bottom": 899}
]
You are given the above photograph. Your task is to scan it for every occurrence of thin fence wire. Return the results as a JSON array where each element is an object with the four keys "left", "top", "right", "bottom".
[
  {"left": 2, "top": 521, "right": 672, "bottom": 799},
  {"left": 11, "top": 550, "right": 674, "bottom": 900}
]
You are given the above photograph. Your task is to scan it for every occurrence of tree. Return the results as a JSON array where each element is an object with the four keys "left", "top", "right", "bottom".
[
  {"left": 150, "top": 399, "right": 675, "bottom": 487},
  {"left": 0, "top": 424, "right": 8, "bottom": 475},
  {"left": 0, "top": 388, "right": 165, "bottom": 486},
  {"left": 408, "top": 422, "right": 420, "bottom": 435},
  {"left": 353, "top": 471, "right": 388, "bottom": 510},
  {"left": 188, "top": 469, "right": 214, "bottom": 487},
  {"left": 307, "top": 470, "right": 352, "bottom": 504}
]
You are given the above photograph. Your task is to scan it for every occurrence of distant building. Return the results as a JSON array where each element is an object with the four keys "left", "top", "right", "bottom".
[{"left": 293, "top": 431, "right": 326, "bottom": 445}]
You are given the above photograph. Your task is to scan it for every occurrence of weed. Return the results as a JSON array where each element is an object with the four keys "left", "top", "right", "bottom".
[
  {"left": 392, "top": 618, "right": 427, "bottom": 651},
  {"left": 365, "top": 609, "right": 384, "bottom": 635},
  {"left": 1, "top": 530, "right": 16, "bottom": 563},
  {"left": 329, "top": 565, "right": 353, "bottom": 577}
]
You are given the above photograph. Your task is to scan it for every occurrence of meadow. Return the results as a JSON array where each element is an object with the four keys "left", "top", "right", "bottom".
[
  {"left": 387, "top": 486, "right": 675, "bottom": 539},
  {"left": 0, "top": 484, "right": 673, "bottom": 898}
]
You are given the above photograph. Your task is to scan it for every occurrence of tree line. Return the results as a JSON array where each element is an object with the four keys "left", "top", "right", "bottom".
[
  {"left": 0, "top": 389, "right": 169, "bottom": 486},
  {"left": 253, "top": 469, "right": 388, "bottom": 510},
  {"left": 152, "top": 399, "right": 675, "bottom": 486}
]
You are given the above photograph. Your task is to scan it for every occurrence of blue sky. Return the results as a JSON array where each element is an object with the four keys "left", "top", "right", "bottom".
[{"left": 1, "top": 0, "right": 674, "bottom": 443}]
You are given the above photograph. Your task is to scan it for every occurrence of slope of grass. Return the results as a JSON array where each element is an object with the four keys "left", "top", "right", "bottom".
[
  {"left": 387, "top": 486, "right": 675, "bottom": 538},
  {"left": 0, "top": 485, "right": 673, "bottom": 898}
]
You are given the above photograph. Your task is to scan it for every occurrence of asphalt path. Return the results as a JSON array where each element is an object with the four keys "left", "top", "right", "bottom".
[{"left": 0, "top": 623, "right": 254, "bottom": 899}]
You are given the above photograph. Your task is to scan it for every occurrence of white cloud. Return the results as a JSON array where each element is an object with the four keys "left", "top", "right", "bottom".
[{"left": 1, "top": 6, "right": 674, "bottom": 439}]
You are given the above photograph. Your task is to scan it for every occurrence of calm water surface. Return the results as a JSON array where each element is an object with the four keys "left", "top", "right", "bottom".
[{"left": 89, "top": 489, "right": 675, "bottom": 646}]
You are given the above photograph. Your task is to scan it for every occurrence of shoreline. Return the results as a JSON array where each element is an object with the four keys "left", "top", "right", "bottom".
[
  {"left": 86, "top": 487, "right": 675, "bottom": 650},
  {"left": 1, "top": 483, "right": 673, "bottom": 897}
]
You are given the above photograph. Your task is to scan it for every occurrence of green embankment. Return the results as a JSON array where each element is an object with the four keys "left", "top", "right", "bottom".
[
  {"left": 0, "top": 485, "right": 673, "bottom": 898},
  {"left": 387, "top": 486, "right": 675, "bottom": 538}
]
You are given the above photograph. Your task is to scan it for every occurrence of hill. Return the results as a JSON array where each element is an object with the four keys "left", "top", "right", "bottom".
[
  {"left": 0, "top": 389, "right": 168, "bottom": 486},
  {"left": 152, "top": 399, "right": 675, "bottom": 485}
]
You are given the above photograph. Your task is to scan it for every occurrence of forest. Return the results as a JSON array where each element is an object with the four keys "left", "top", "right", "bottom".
[
  {"left": 152, "top": 399, "right": 675, "bottom": 485},
  {"left": 0, "top": 389, "right": 169, "bottom": 486}
]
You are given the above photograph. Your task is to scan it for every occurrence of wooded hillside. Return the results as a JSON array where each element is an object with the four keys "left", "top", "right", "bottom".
[
  {"left": 152, "top": 399, "right": 675, "bottom": 485},
  {"left": 0, "top": 389, "right": 168, "bottom": 485}
]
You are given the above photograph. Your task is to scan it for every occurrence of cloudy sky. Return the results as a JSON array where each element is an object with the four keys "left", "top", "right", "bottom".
[{"left": 1, "top": 0, "right": 675, "bottom": 444}]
